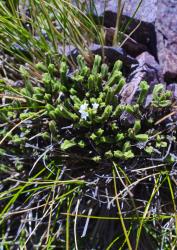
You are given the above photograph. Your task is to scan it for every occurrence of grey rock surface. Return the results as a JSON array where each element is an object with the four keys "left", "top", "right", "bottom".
[
  {"left": 66, "top": 43, "right": 138, "bottom": 68},
  {"left": 89, "top": 44, "right": 138, "bottom": 66},
  {"left": 136, "top": 51, "right": 161, "bottom": 85},
  {"left": 167, "top": 83, "right": 177, "bottom": 100},
  {"left": 94, "top": 0, "right": 157, "bottom": 56},
  {"left": 104, "top": 27, "right": 148, "bottom": 57},
  {"left": 155, "top": 0, "right": 177, "bottom": 82},
  {"left": 123, "top": 0, "right": 157, "bottom": 23},
  {"left": 94, "top": 0, "right": 157, "bottom": 23},
  {"left": 120, "top": 52, "right": 161, "bottom": 106},
  {"left": 94, "top": 0, "right": 177, "bottom": 83}
]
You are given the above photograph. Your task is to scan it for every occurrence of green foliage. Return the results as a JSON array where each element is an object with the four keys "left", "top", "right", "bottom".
[
  {"left": 137, "top": 80, "right": 149, "bottom": 105},
  {"left": 0, "top": 55, "right": 173, "bottom": 166},
  {"left": 152, "top": 84, "right": 172, "bottom": 107},
  {"left": 0, "top": 55, "right": 176, "bottom": 249},
  {"left": 0, "top": 1, "right": 176, "bottom": 249},
  {"left": 61, "top": 139, "right": 76, "bottom": 151}
]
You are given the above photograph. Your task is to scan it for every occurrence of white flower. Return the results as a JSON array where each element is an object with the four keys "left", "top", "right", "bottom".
[
  {"left": 80, "top": 111, "right": 89, "bottom": 120},
  {"left": 79, "top": 103, "right": 88, "bottom": 112},
  {"left": 79, "top": 103, "right": 89, "bottom": 120},
  {"left": 92, "top": 102, "right": 99, "bottom": 110}
]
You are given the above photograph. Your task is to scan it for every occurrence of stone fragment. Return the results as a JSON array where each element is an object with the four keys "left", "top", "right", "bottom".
[
  {"left": 94, "top": 0, "right": 157, "bottom": 24},
  {"left": 158, "top": 49, "right": 177, "bottom": 83},
  {"left": 120, "top": 52, "right": 160, "bottom": 104},
  {"left": 94, "top": 0, "right": 177, "bottom": 83},
  {"left": 155, "top": 0, "right": 177, "bottom": 82},
  {"left": 89, "top": 44, "right": 138, "bottom": 67},
  {"left": 120, "top": 70, "right": 144, "bottom": 105},
  {"left": 136, "top": 51, "right": 161, "bottom": 85},
  {"left": 67, "top": 43, "right": 138, "bottom": 68},
  {"left": 104, "top": 27, "right": 148, "bottom": 57},
  {"left": 58, "top": 44, "right": 76, "bottom": 57},
  {"left": 123, "top": 0, "right": 157, "bottom": 23},
  {"left": 167, "top": 83, "right": 177, "bottom": 100},
  {"left": 70, "top": 0, "right": 177, "bottom": 85},
  {"left": 94, "top": 0, "right": 157, "bottom": 57}
]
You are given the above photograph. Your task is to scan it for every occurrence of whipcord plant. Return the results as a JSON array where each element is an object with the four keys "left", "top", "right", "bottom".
[{"left": 0, "top": 55, "right": 176, "bottom": 249}]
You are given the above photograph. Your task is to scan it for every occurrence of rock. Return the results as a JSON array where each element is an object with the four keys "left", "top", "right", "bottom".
[
  {"left": 156, "top": 0, "right": 177, "bottom": 83},
  {"left": 123, "top": 0, "right": 157, "bottom": 57},
  {"left": 94, "top": 0, "right": 177, "bottom": 83},
  {"left": 136, "top": 51, "right": 161, "bottom": 85},
  {"left": 72, "top": 0, "right": 177, "bottom": 84},
  {"left": 89, "top": 44, "right": 138, "bottom": 67},
  {"left": 120, "top": 52, "right": 160, "bottom": 105},
  {"left": 167, "top": 83, "right": 177, "bottom": 121},
  {"left": 167, "top": 83, "right": 177, "bottom": 100},
  {"left": 58, "top": 44, "right": 76, "bottom": 57},
  {"left": 122, "top": 36, "right": 148, "bottom": 58},
  {"left": 94, "top": 0, "right": 157, "bottom": 24},
  {"left": 66, "top": 43, "right": 138, "bottom": 68},
  {"left": 104, "top": 27, "right": 148, "bottom": 57},
  {"left": 94, "top": 0, "right": 157, "bottom": 57},
  {"left": 123, "top": 0, "right": 157, "bottom": 23},
  {"left": 120, "top": 70, "right": 145, "bottom": 105},
  {"left": 158, "top": 49, "right": 177, "bottom": 83}
]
